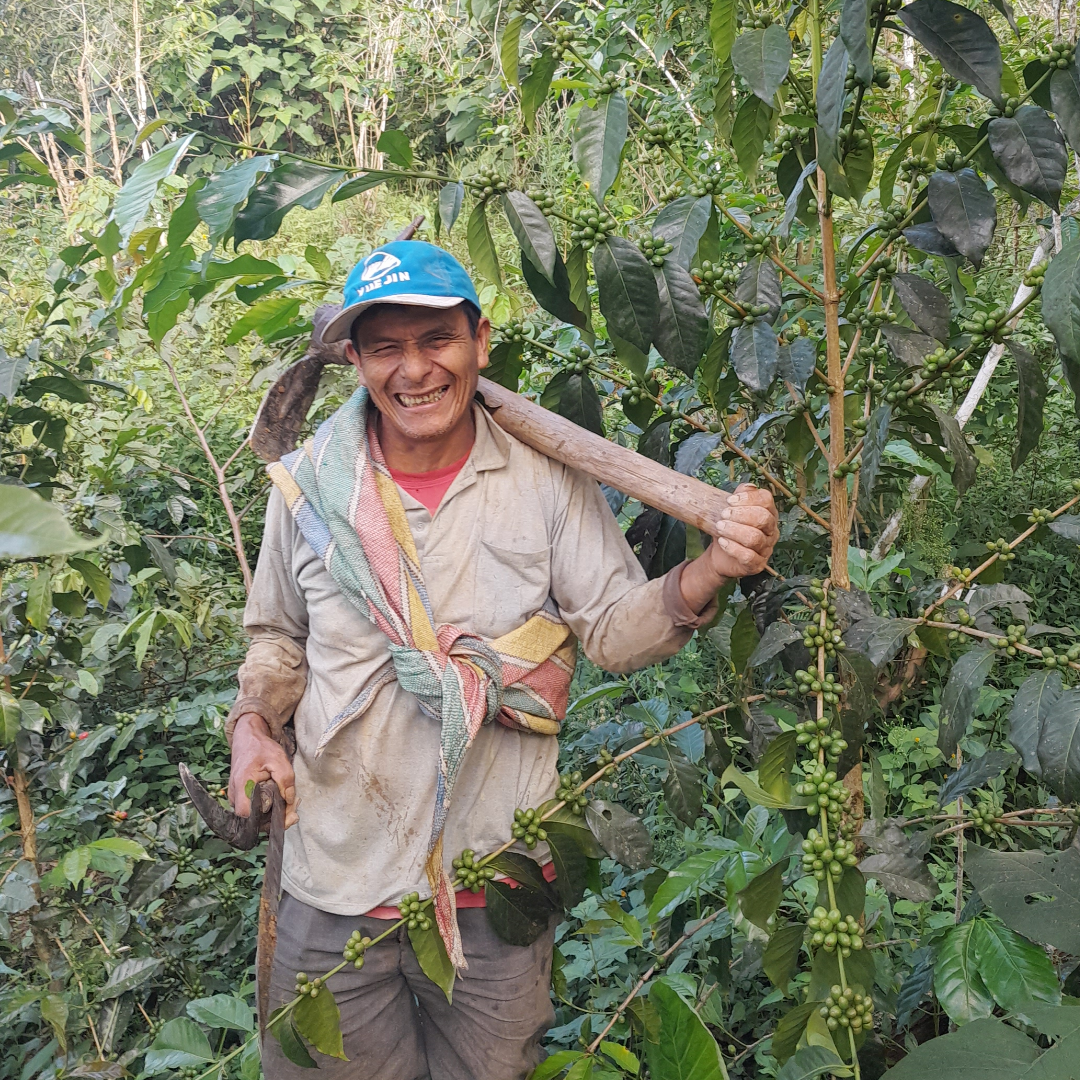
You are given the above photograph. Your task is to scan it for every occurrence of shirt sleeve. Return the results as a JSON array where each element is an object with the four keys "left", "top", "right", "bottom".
[
  {"left": 225, "top": 488, "right": 310, "bottom": 743},
  {"left": 547, "top": 465, "right": 718, "bottom": 674}
]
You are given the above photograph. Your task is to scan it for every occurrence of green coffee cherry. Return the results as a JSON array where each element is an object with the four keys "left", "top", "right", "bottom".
[
  {"left": 820, "top": 985, "right": 874, "bottom": 1030},
  {"left": 512, "top": 807, "right": 548, "bottom": 849}
]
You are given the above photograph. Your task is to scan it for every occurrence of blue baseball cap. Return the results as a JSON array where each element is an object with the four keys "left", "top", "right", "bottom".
[{"left": 321, "top": 240, "right": 481, "bottom": 343}]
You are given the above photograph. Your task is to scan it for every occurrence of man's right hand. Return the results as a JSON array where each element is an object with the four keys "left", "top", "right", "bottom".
[{"left": 229, "top": 713, "right": 298, "bottom": 828}]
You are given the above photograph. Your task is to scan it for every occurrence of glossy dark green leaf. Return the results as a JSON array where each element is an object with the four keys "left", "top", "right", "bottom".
[
  {"left": 501, "top": 191, "right": 556, "bottom": 283},
  {"left": 931, "top": 403, "right": 977, "bottom": 494},
  {"left": 195, "top": 156, "right": 276, "bottom": 249},
  {"left": 654, "top": 262, "right": 708, "bottom": 376},
  {"left": 988, "top": 106, "right": 1067, "bottom": 210},
  {"left": 557, "top": 372, "right": 604, "bottom": 436},
  {"left": 935, "top": 921, "right": 995, "bottom": 1025},
  {"left": 747, "top": 622, "right": 802, "bottom": 669},
  {"left": 485, "top": 878, "right": 556, "bottom": 945},
  {"left": 777, "top": 1046, "right": 845, "bottom": 1080},
  {"left": 883, "top": 1017, "right": 1038, "bottom": 1080},
  {"left": 972, "top": 918, "right": 1060, "bottom": 1014},
  {"left": 466, "top": 201, "right": 502, "bottom": 288},
  {"left": 663, "top": 748, "right": 703, "bottom": 827},
  {"left": 736, "top": 860, "right": 784, "bottom": 931},
  {"left": 858, "top": 404, "right": 892, "bottom": 503},
  {"left": 843, "top": 616, "right": 918, "bottom": 668},
  {"left": 777, "top": 338, "right": 816, "bottom": 392},
  {"left": 438, "top": 180, "right": 464, "bottom": 233},
  {"left": 647, "top": 848, "right": 734, "bottom": 922},
  {"left": 882, "top": 323, "right": 938, "bottom": 367},
  {"left": 645, "top": 981, "right": 727, "bottom": 1080},
  {"left": 730, "top": 322, "right": 779, "bottom": 393},
  {"left": 270, "top": 1013, "right": 318, "bottom": 1069},
  {"left": 967, "top": 845, "right": 1080, "bottom": 954},
  {"left": 731, "top": 25, "right": 792, "bottom": 105},
  {"left": 520, "top": 49, "right": 557, "bottom": 134},
  {"left": 840, "top": 0, "right": 872, "bottom": 86},
  {"left": 234, "top": 162, "right": 346, "bottom": 246},
  {"left": 937, "top": 646, "right": 995, "bottom": 758},
  {"left": 897, "top": 0, "right": 1004, "bottom": 106},
  {"left": 408, "top": 915, "right": 455, "bottom": 1004},
  {"left": 293, "top": 986, "right": 346, "bottom": 1060},
  {"left": 1051, "top": 63, "right": 1080, "bottom": 156},
  {"left": 112, "top": 134, "right": 195, "bottom": 245},
  {"left": 771, "top": 1002, "right": 820, "bottom": 1064},
  {"left": 330, "top": 170, "right": 395, "bottom": 202},
  {"left": 572, "top": 92, "right": 628, "bottom": 205},
  {"left": 880, "top": 133, "right": 919, "bottom": 209},
  {"left": 893, "top": 273, "right": 951, "bottom": 341},
  {"left": 1007, "top": 340, "right": 1047, "bottom": 470},
  {"left": 928, "top": 168, "right": 997, "bottom": 269},
  {"left": 500, "top": 12, "right": 523, "bottom": 87},
  {"left": 735, "top": 255, "right": 782, "bottom": 324},
  {"left": 938, "top": 750, "right": 1015, "bottom": 805},
  {"left": 732, "top": 94, "right": 773, "bottom": 178},
  {"left": 145, "top": 1017, "right": 215, "bottom": 1071},
  {"left": 544, "top": 821, "right": 595, "bottom": 909},
  {"left": 585, "top": 800, "right": 653, "bottom": 870},
  {"left": 593, "top": 237, "right": 659, "bottom": 355},
  {"left": 521, "top": 248, "right": 587, "bottom": 331},
  {"left": 1042, "top": 235, "right": 1080, "bottom": 366},
  {"left": 376, "top": 129, "right": 412, "bottom": 168},
  {"left": 1030, "top": 684, "right": 1080, "bottom": 803},
  {"left": 816, "top": 39, "right": 852, "bottom": 201},
  {"left": 763, "top": 922, "right": 804, "bottom": 990},
  {"left": 780, "top": 157, "right": 817, "bottom": 239},
  {"left": 903, "top": 222, "right": 961, "bottom": 257},
  {"left": 710, "top": 0, "right": 738, "bottom": 64},
  {"left": 809, "top": 943, "right": 874, "bottom": 1001},
  {"left": 485, "top": 340, "right": 524, "bottom": 390},
  {"left": 653, "top": 196, "right": 713, "bottom": 270}
]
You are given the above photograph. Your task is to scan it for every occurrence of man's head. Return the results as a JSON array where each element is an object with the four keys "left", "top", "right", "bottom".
[{"left": 323, "top": 241, "right": 490, "bottom": 445}]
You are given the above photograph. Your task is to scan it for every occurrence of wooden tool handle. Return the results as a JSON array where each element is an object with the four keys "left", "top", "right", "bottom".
[{"left": 477, "top": 376, "right": 730, "bottom": 535}]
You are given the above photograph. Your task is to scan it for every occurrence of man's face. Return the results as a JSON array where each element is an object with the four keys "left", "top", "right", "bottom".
[{"left": 345, "top": 304, "right": 490, "bottom": 444}]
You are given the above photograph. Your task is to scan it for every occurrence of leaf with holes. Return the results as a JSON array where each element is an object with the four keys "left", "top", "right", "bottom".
[
  {"left": 730, "top": 323, "right": 779, "bottom": 393},
  {"left": 653, "top": 195, "right": 713, "bottom": 270},
  {"left": 892, "top": 273, "right": 951, "bottom": 341},
  {"left": 572, "top": 92, "right": 628, "bottom": 205},
  {"left": 586, "top": 801, "right": 653, "bottom": 870},
  {"left": 654, "top": 262, "right": 709, "bottom": 376},
  {"left": 501, "top": 191, "right": 556, "bottom": 283},
  {"left": 928, "top": 168, "right": 997, "bottom": 268},
  {"left": 935, "top": 920, "right": 995, "bottom": 1025},
  {"left": 937, "top": 647, "right": 995, "bottom": 759},
  {"left": 897, "top": 0, "right": 1004, "bottom": 105},
  {"left": 731, "top": 25, "right": 792, "bottom": 106},
  {"left": 988, "top": 106, "right": 1068, "bottom": 210},
  {"left": 1008, "top": 340, "right": 1047, "bottom": 469},
  {"left": 732, "top": 94, "right": 773, "bottom": 178},
  {"left": 594, "top": 238, "right": 659, "bottom": 355},
  {"left": 234, "top": 162, "right": 346, "bottom": 246},
  {"left": 972, "top": 918, "right": 1060, "bottom": 1015},
  {"left": 466, "top": 201, "right": 502, "bottom": 289}
]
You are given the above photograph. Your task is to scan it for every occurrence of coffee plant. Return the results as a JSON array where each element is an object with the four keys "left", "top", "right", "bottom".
[{"left": 7, "top": 0, "right": 1080, "bottom": 1077}]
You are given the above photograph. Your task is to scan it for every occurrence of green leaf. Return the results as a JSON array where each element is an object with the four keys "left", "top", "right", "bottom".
[
  {"left": 408, "top": 917, "right": 455, "bottom": 1004},
  {"left": 593, "top": 237, "right": 659, "bottom": 355},
  {"left": 937, "top": 647, "right": 995, "bottom": 758},
  {"left": 747, "top": 622, "right": 802, "bottom": 670},
  {"left": 1035, "top": 684, "right": 1080, "bottom": 803},
  {"left": 111, "top": 134, "right": 195, "bottom": 245},
  {"left": 547, "top": 371, "right": 603, "bottom": 436},
  {"left": 772, "top": 1001, "right": 820, "bottom": 1064},
  {"left": 521, "top": 50, "right": 557, "bottom": 134},
  {"left": 98, "top": 956, "right": 163, "bottom": 1000},
  {"left": 233, "top": 162, "right": 346, "bottom": 246},
  {"left": 195, "top": 155, "right": 276, "bottom": 248},
  {"left": 730, "top": 322, "right": 779, "bottom": 392},
  {"left": 732, "top": 94, "right": 772, "bottom": 178},
  {"left": 897, "top": 0, "right": 1004, "bottom": 106},
  {"left": 1050, "top": 64, "right": 1080, "bottom": 156},
  {"left": 522, "top": 247, "right": 587, "bottom": 330},
  {"left": 439, "top": 181, "right": 464, "bottom": 233},
  {"left": 778, "top": 338, "right": 817, "bottom": 393},
  {"left": 40, "top": 993, "right": 69, "bottom": 1053},
  {"left": 1008, "top": 340, "right": 1047, "bottom": 470},
  {"left": 931, "top": 403, "right": 977, "bottom": 495},
  {"left": 663, "top": 748, "right": 703, "bottom": 828},
  {"left": 501, "top": 191, "right": 556, "bottom": 283},
  {"left": 330, "top": 171, "right": 396, "bottom": 202},
  {"left": 928, "top": 169, "right": 997, "bottom": 269},
  {"left": 600, "top": 1041, "right": 639, "bottom": 1075},
  {"left": 485, "top": 878, "right": 557, "bottom": 945},
  {"left": 777, "top": 1046, "right": 846, "bottom": 1080},
  {"left": 531, "top": 1051, "right": 587, "bottom": 1080},
  {"left": 935, "top": 920, "right": 995, "bottom": 1025},
  {"left": 1041, "top": 235, "right": 1080, "bottom": 366},
  {"left": 645, "top": 981, "right": 726, "bottom": 1080},
  {"left": 225, "top": 292, "right": 301, "bottom": 346},
  {"left": 653, "top": 262, "right": 708, "bottom": 376},
  {"left": 304, "top": 244, "right": 332, "bottom": 281},
  {"left": 780, "top": 157, "right": 818, "bottom": 240},
  {"left": 25, "top": 567, "right": 52, "bottom": 631},
  {"left": 937, "top": 750, "right": 1015, "bottom": 806},
  {"left": 881, "top": 1017, "right": 1038, "bottom": 1080},
  {"left": 185, "top": 994, "right": 255, "bottom": 1032},
  {"left": 1009, "top": 669, "right": 1062, "bottom": 774},
  {"left": 572, "top": 92, "right": 628, "bottom": 205},
  {"left": 294, "top": 985, "right": 346, "bottom": 1060},
  {"left": 647, "top": 847, "right": 734, "bottom": 922},
  {"left": 544, "top": 820, "right": 596, "bottom": 910},
  {"left": 60, "top": 845, "right": 92, "bottom": 885},
  {"left": 858, "top": 403, "right": 892, "bottom": 503},
  {"left": 145, "top": 1017, "right": 215, "bottom": 1071},
  {"left": 763, "top": 923, "right": 805, "bottom": 990},
  {"left": 376, "top": 129, "right": 412, "bottom": 169},
  {"left": 485, "top": 340, "right": 524, "bottom": 390},
  {"left": 500, "top": 12, "right": 524, "bottom": 87},
  {"left": 988, "top": 106, "right": 1067, "bottom": 210},
  {"left": 758, "top": 730, "right": 798, "bottom": 801},
  {"left": 967, "top": 845, "right": 1080, "bottom": 955},
  {"left": 971, "top": 918, "right": 1060, "bottom": 1014},
  {"left": 0, "top": 345, "right": 29, "bottom": 403},
  {"left": 466, "top": 201, "right": 503, "bottom": 289},
  {"left": 0, "top": 692, "right": 20, "bottom": 745},
  {"left": 653, "top": 196, "right": 713, "bottom": 271},
  {"left": 68, "top": 557, "right": 110, "bottom": 606},
  {"left": 709, "top": 0, "right": 738, "bottom": 64},
  {"left": 0, "top": 487, "right": 98, "bottom": 562},
  {"left": 731, "top": 26, "right": 792, "bottom": 105},
  {"left": 736, "top": 859, "right": 785, "bottom": 930},
  {"left": 735, "top": 255, "right": 782, "bottom": 325},
  {"left": 880, "top": 133, "right": 920, "bottom": 209},
  {"left": 720, "top": 764, "right": 800, "bottom": 809},
  {"left": 892, "top": 273, "right": 951, "bottom": 342},
  {"left": 816, "top": 39, "right": 851, "bottom": 201},
  {"left": 585, "top": 800, "right": 653, "bottom": 871},
  {"left": 270, "top": 1013, "right": 318, "bottom": 1069},
  {"left": 839, "top": 0, "right": 872, "bottom": 86},
  {"left": 730, "top": 605, "right": 760, "bottom": 675}
]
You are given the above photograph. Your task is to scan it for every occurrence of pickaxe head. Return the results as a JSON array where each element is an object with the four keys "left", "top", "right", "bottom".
[{"left": 178, "top": 763, "right": 275, "bottom": 851}]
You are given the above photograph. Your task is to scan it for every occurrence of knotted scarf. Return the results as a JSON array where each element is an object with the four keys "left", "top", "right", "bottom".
[{"left": 266, "top": 388, "right": 574, "bottom": 969}]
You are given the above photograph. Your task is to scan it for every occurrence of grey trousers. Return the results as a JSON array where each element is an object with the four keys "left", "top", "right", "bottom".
[{"left": 262, "top": 893, "right": 556, "bottom": 1080}]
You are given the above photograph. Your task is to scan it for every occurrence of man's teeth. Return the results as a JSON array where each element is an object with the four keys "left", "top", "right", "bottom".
[{"left": 397, "top": 387, "right": 448, "bottom": 407}]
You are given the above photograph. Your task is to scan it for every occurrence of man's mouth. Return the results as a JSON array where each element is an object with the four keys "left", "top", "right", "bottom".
[{"left": 395, "top": 386, "right": 450, "bottom": 408}]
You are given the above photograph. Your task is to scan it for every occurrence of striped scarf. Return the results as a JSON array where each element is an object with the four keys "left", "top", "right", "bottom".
[{"left": 267, "top": 388, "right": 574, "bottom": 969}]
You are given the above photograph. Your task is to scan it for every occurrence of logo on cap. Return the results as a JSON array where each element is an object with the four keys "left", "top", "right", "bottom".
[{"left": 360, "top": 251, "right": 401, "bottom": 281}]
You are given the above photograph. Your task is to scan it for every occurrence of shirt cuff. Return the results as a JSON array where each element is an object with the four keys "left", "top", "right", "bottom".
[
  {"left": 225, "top": 697, "right": 291, "bottom": 745},
  {"left": 662, "top": 560, "right": 721, "bottom": 630}
]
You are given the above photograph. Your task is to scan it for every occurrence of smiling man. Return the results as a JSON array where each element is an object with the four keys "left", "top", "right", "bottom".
[{"left": 226, "top": 240, "right": 779, "bottom": 1080}]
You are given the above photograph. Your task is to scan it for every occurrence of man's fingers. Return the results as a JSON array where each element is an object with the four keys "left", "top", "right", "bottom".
[
  {"left": 720, "top": 506, "right": 776, "bottom": 532},
  {"left": 230, "top": 765, "right": 269, "bottom": 819},
  {"left": 715, "top": 520, "right": 773, "bottom": 554},
  {"left": 264, "top": 752, "right": 298, "bottom": 827},
  {"left": 716, "top": 536, "right": 768, "bottom": 574}
]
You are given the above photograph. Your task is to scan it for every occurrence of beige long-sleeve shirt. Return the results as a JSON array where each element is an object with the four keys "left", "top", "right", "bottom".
[{"left": 228, "top": 404, "right": 713, "bottom": 915}]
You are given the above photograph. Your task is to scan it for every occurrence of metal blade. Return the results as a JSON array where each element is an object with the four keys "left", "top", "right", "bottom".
[{"left": 178, "top": 762, "right": 266, "bottom": 851}]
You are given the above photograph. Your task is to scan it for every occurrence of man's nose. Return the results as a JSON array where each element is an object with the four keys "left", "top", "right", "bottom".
[{"left": 398, "top": 342, "right": 434, "bottom": 382}]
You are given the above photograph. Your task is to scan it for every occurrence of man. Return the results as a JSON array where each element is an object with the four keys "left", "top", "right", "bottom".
[{"left": 227, "top": 240, "right": 778, "bottom": 1080}]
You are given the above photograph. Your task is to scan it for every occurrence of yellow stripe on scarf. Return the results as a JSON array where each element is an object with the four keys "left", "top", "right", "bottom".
[{"left": 492, "top": 613, "right": 572, "bottom": 665}]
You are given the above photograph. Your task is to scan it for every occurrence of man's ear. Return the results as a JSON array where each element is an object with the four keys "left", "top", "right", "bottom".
[
  {"left": 344, "top": 341, "right": 367, "bottom": 385},
  {"left": 475, "top": 316, "right": 492, "bottom": 371}
]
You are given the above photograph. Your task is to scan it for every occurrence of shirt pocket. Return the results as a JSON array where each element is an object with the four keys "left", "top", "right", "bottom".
[{"left": 474, "top": 538, "right": 552, "bottom": 638}]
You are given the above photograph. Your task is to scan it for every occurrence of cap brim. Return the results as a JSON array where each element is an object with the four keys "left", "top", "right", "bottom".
[{"left": 321, "top": 295, "right": 467, "bottom": 343}]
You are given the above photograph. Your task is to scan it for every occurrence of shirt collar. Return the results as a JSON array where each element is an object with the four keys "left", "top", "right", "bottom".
[{"left": 470, "top": 401, "right": 512, "bottom": 473}]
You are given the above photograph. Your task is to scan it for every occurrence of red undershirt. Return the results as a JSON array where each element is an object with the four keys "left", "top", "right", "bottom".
[{"left": 370, "top": 444, "right": 557, "bottom": 915}]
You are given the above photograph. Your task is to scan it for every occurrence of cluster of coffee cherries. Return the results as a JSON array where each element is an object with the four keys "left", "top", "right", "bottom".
[
  {"left": 931, "top": 72, "right": 959, "bottom": 90},
  {"left": 570, "top": 207, "right": 617, "bottom": 250},
  {"left": 850, "top": 375, "right": 887, "bottom": 397},
  {"left": 620, "top": 372, "right": 661, "bottom": 409},
  {"left": 555, "top": 770, "right": 589, "bottom": 814},
  {"left": 217, "top": 880, "right": 242, "bottom": 907},
  {"left": 985, "top": 536, "right": 1017, "bottom": 561},
  {"left": 732, "top": 302, "right": 776, "bottom": 327},
  {"left": 691, "top": 260, "right": 739, "bottom": 297},
  {"left": 638, "top": 235, "right": 673, "bottom": 267},
  {"left": 497, "top": 319, "right": 535, "bottom": 345},
  {"left": 808, "top": 907, "right": 864, "bottom": 954},
  {"left": 1028, "top": 507, "right": 1055, "bottom": 526},
  {"left": 466, "top": 170, "right": 508, "bottom": 202},
  {"left": 961, "top": 307, "right": 1013, "bottom": 345},
  {"left": 524, "top": 188, "right": 556, "bottom": 214},
  {"left": 343, "top": 930, "right": 372, "bottom": 968},
  {"left": 597, "top": 747, "right": 616, "bottom": 767},
  {"left": 801, "top": 825, "right": 859, "bottom": 882},
  {"left": 551, "top": 25, "right": 580, "bottom": 60},
  {"left": 1041, "top": 41, "right": 1076, "bottom": 68},
  {"left": 855, "top": 310, "right": 897, "bottom": 331},
  {"left": 1039, "top": 644, "right": 1080, "bottom": 669},
  {"left": 839, "top": 123, "right": 873, "bottom": 156},
  {"left": 174, "top": 845, "right": 197, "bottom": 871},
  {"left": 183, "top": 973, "right": 207, "bottom": 1000},
  {"left": 882, "top": 376, "right": 927, "bottom": 405},
  {"left": 179, "top": 1068, "right": 203, "bottom": 1080},
  {"left": 596, "top": 71, "right": 627, "bottom": 95},
  {"left": 294, "top": 972, "right": 325, "bottom": 997},
  {"left": 798, "top": 763, "right": 854, "bottom": 820},
  {"left": 917, "top": 346, "right": 964, "bottom": 387},
  {"left": 642, "top": 119, "right": 672, "bottom": 148},
  {"left": 512, "top": 807, "right": 548, "bottom": 849},
  {"left": 821, "top": 986, "right": 873, "bottom": 1031},
  {"left": 794, "top": 669, "right": 842, "bottom": 704},
  {"left": 797, "top": 716, "right": 850, "bottom": 763},
  {"left": 562, "top": 344, "right": 592, "bottom": 374},
  {"left": 1023, "top": 261, "right": 1048, "bottom": 289},
  {"left": 397, "top": 892, "right": 432, "bottom": 931},
  {"left": 869, "top": 0, "right": 903, "bottom": 16},
  {"left": 970, "top": 797, "right": 1005, "bottom": 837},
  {"left": 801, "top": 583, "right": 845, "bottom": 656},
  {"left": 935, "top": 149, "right": 966, "bottom": 172},
  {"left": 867, "top": 253, "right": 898, "bottom": 278},
  {"left": 987, "top": 624, "right": 1035, "bottom": 653},
  {"left": 775, "top": 125, "right": 807, "bottom": 154},
  {"left": 452, "top": 849, "right": 497, "bottom": 892},
  {"left": 740, "top": 13, "right": 773, "bottom": 28},
  {"left": 899, "top": 153, "right": 936, "bottom": 178},
  {"left": 876, "top": 204, "right": 906, "bottom": 241},
  {"left": 844, "top": 62, "right": 891, "bottom": 90},
  {"left": 987, "top": 95, "right": 1024, "bottom": 119}
]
